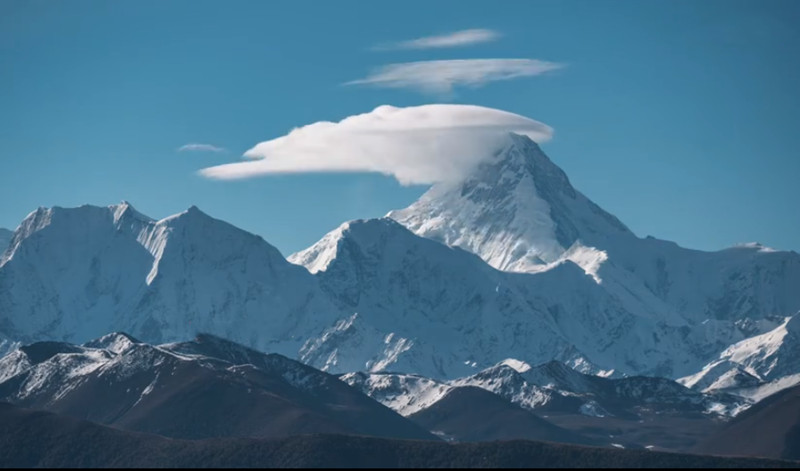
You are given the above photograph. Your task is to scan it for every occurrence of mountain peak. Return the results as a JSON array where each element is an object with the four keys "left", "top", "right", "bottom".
[
  {"left": 112, "top": 201, "right": 154, "bottom": 224},
  {"left": 495, "top": 133, "right": 573, "bottom": 189},
  {"left": 289, "top": 218, "right": 416, "bottom": 274},
  {"left": 388, "top": 133, "right": 631, "bottom": 272},
  {"left": 83, "top": 332, "right": 142, "bottom": 354},
  {"left": 155, "top": 204, "right": 215, "bottom": 227}
]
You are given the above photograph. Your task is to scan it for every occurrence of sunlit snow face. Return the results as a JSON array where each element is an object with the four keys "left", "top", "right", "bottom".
[{"left": 199, "top": 104, "right": 553, "bottom": 185}]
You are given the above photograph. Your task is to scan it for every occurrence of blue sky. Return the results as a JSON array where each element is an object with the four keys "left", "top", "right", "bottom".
[{"left": 2, "top": 0, "right": 799, "bottom": 255}]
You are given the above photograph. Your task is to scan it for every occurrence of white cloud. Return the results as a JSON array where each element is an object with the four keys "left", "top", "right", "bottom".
[
  {"left": 178, "top": 143, "right": 227, "bottom": 153},
  {"left": 375, "top": 29, "right": 501, "bottom": 50},
  {"left": 346, "top": 59, "right": 565, "bottom": 94},
  {"left": 199, "top": 104, "right": 552, "bottom": 185}
]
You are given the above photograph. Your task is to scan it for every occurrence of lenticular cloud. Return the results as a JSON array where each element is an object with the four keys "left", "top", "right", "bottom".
[{"left": 199, "top": 104, "right": 553, "bottom": 185}]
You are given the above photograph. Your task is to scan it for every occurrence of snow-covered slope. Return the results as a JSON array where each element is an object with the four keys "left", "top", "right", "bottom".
[
  {"left": 678, "top": 360, "right": 762, "bottom": 393},
  {"left": 2, "top": 202, "right": 687, "bottom": 379},
  {"left": 344, "top": 359, "right": 747, "bottom": 419},
  {"left": 681, "top": 312, "right": 800, "bottom": 392},
  {"left": 676, "top": 313, "right": 800, "bottom": 411},
  {"left": 717, "top": 314, "right": 800, "bottom": 381},
  {"left": 0, "top": 333, "right": 434, "bottom": 440},
  {"left": 0, "top": 203, "right": 338, "bottom": 355},
  {"left": 388, "top": 133, "right": 632, "bottom": 271},
  {"left": 372, "top": 132, "right": 800, "bottom": 382},
  {"left": 3, "top": 131, "right": 800, "bottom": 395},
  {"left": 292, "top": 217, "right": 711, "bottom": 379},
  {"left": 292, "top": 212, "right": 800, "bottom": 379},
  {"left": 458, "top": 360, "right": 748, "bottom": 418},
  {"left": 387, "top": 133, "right": 800, "bottom": 330},
  {"left": 340, "top": 371, "right": 452, "bottom": 416}
]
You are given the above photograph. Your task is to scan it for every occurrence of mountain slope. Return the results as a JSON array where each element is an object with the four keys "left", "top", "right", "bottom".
[
  {"left": 346, "top": 360, "right": 746, "bottom": 421},
  {"left": 0, "top": 402, "right": 791, "bottom": 468},
  {"left": 0, "top": 333, "right": 434, "bottom": 441},
  {"left": 3, "top": 132, "right": 799, "bottom": 392},
  {"left": 407, "top": 386, "right": 596, "bottom": 445},
  {"left": 0, "top": 203, "right": 338, "bottom": 355},
  {"left": 341, "top": 359, "right": 746, "bottom": 451},
  {"left": 696, "top": 384, "right": 800, "bottom": 460},
  {"left": 340, "top": 371, "right": 452, "bottom": 416},
  {"left": 292, "top": 217, "right": 703, "bottom": 379},
  {"left": 715, "top": 313, "right": 800, "bottom": 381},
  {"left": 380, "top": 132, "right": 800, "bottom": 381},
  {"left": 387, "top": 133, "right": 632, "bottom": 271},
  {"left": 387, "top": 133, "right": 800, "bottom": 327}
]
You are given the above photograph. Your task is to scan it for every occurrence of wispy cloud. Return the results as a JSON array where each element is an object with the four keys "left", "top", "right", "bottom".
[
  {"left": 177, "top": 143, "right": 227, "bottom": 154},
  {"left": 375, "top": 29, "right": 501, "bottom": 50},
  {"left": 199, "top": 104, "right": 553, "bottom": 186},
  {"left": 346, "top": 59, "right": 565, "bottom": 95}
]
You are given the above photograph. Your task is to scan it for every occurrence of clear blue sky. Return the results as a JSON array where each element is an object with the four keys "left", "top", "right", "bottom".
[{"left": 2, "top": 0, "right": 799, "bottom": 255}]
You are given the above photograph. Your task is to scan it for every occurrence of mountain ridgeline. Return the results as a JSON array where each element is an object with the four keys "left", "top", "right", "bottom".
[
  {"left": 0, "top": 333, "right": 434, "bottom": 441},
  {"left": 1, "top": 133, "right": 800, "bottom": 460}
]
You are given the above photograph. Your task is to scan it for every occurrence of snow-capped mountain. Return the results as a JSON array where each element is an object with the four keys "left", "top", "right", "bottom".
[
  {"left": 340, "top": 371, "right": 452, "bottom": 416},
  {"left": 4, "top": 201, "right": 685, "bottom": 379},
  {"left": 677, "top": 360, "right": 763, "bottom": 394},
  {"left": 406, "top": 385, "right": 597, "bottom": 445},
  {"left": 716, "top": 313, "right": 800, "bottom": 381},
  {"left": 388, "top": 133, "right": 633, "bottom": 271},
  {"left": 290, "top": 211, "right": 800, "bottom": 379},
  {"left": 679, "top": 312, "right": 800, "bottom": 396},
  {"left": 389, "top": 134, "right": 800, "bottom": 322},
  {"left": 2, "top": 132, "right": 799, "bottom": 397},
  {"left": 387, "top": 134, "right": 800, "bottom": 328},
  {"left": 344, "top": 359, "right": 747, "bottom": 420},
  {"left": 0, "top": 203, "right": 338, "bottom": 355},
  {"left": 0, "top": 333, "right": 434, "bottom": 440},
  {"left": 291, "top": 217, "right": 709, "bottom": 379},
  {"left": 379, "top": 133, "right": 800, "bottom": 380}
]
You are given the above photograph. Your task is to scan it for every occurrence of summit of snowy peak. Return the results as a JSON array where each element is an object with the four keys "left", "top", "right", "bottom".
[
  {"left": 83, "top": 332, "right": 142, "bottom": 354},
  {"left": 294, "top": 216, "right": 501, "bottom": 286},
  {"left": 15, "top": 204, "right": 151, "bottom": 236},
  {"left": 13, "top": 207, "right": 55, "bottom": 238},
  {"left": 0, "top": 203, "right": 338, "bottom": 352},
  {"left": 148, "top": 204, "right": 290, "bottom": 265},
  {"left": 339, "top": 371, "right": 453, "bottom": 416},
  {"left": 111, "top": 201, "right": 154, "bottom": 224},
  {"left": 186, "top": 204, "right": 203, "bottom": 215},
  {"left": 388, "top": 132, "right": 632, "bottom": 272},
  {"left": 2, "top": 204, "right": 146, "bottom": 265},
  {"left": 157, "top": 204, "right": 214, "bottom": 225},
  {"left": 337, "top": 218, "right": 441, "bottom": 252},
  {"left": 500, "top": 358, "right": 533, "bottom": 373},
  {"left": 288, "top": 221, "right": 351, "bottom": 273},
  {"left": 290, "top": 217, "right": 481, "bottom": 275}
]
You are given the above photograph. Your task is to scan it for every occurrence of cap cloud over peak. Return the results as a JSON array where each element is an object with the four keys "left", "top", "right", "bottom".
[{"left": 199, "top": 104, "right": 553, "bottom": 186}]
